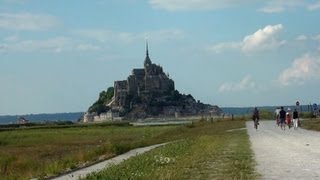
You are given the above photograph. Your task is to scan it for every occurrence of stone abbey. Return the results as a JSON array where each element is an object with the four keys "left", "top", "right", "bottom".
[
  {"left": 113, "top": 43, "right": 175, "bottom": 107},
  {"left": 84, "top": 43, "right": 220, "bottom": 122}
]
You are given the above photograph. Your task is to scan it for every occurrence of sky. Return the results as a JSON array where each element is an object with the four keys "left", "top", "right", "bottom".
[{"left": 1, "top": 0, "right": 320, "bottom": 115}]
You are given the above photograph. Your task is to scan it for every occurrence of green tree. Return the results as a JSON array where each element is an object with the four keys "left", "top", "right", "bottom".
[{"left": 88, "top": 87, "right": 114, "bottom": 114}]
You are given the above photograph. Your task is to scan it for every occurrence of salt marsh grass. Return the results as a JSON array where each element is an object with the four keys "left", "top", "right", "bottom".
[
  {"left": 0, "top": 123, "right": 177, "bottom": 179},
  {"left": 86, "top": 120, "right": 258, "bottom": 180}
]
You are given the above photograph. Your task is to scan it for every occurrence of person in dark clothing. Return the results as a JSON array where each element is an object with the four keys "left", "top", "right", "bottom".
[
  {"left": 279, "top": 106, "right": 286, "bottom": 130},
  {"left": 293, "top": 109, "right": 299, "bottom": 130},
  {"left": 252, "top": 107, "right": 260, "bottom": 122}
]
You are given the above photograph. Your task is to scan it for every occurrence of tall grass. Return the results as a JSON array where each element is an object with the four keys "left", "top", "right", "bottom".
[
  {"left": 86, "top": 120, "right": 258, "bottom": 180},
  {"left": 300, "top": 118, "right": 320, "bottom": 131},
  {"left": 0, "top": 124, "right": 178, "bottom": 179}
]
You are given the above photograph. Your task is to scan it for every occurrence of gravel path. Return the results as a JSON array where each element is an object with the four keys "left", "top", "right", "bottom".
[
  {"left": 247, "top": 120, "right": 320, "bottom": 179},
  {"left": 51, "top": 142, "right": 168, "bottom": 180}
]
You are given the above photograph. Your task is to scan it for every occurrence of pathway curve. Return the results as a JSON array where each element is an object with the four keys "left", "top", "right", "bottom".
[
  {"left": 51, "top": 142, "right": 168, "bottom": 180},
  {"left": 247, "top": 120, "right": 320, "bottom": 179}
]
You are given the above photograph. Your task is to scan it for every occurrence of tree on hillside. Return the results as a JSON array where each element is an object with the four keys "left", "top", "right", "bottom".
[{"left": 88, "top": 87, "right": 114, "bottom": 114}]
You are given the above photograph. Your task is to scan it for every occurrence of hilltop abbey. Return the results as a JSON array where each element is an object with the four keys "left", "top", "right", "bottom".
[
  {"left": 113, "top": 43, "right": 174, "bottom": 107},
  {"left": 84, "top": 43, "right": 220, "bottom": 122}
]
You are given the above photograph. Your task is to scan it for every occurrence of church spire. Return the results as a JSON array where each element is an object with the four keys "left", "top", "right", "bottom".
[
  {"left": 146, "top": 41, "right": 149, "bottom": 56},
  {"left": 144, "top": 41, "right": 152, "bottom": 66}
]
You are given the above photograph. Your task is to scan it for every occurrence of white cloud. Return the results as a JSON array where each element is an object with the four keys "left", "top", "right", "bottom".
[
  {"left": 73, "top": 29, "right": 113, "bottom": 42},
  {"left": 3, "top": 35, "right": 19, "bottom": 42},
  {"left": 259, "top": 1, "right": 303, "bottom": 13},
  {"left": 207, "top": 24, "right": 285, "bottom": 54},
  {"left": 148, "top": 0, "right": 320, "bottom": 12},
  {"left": 259, "top": 6, "right": 285, "bottom": 13},
  {"left": 76, "top": 44, "right": 101, "bottom": 51},
  {"left": 206, "top": 42, "right": 240, "bottom": 53},
  {"left": 219, "top": 75, "right": 256, "bottom": 92},
  {"left": 259, "top": 0, "right": 320, "bottom": 13},
  {"left": 307, "top": 1, "right": 320, "bottom": 11},
  {"left": 73, "top": 29, "right": 185, "bottom": 43},
  {"left": 11, "top": 37, "right": 71, "bottom": 53},
  {"left": 296, "top": 34, "right": 308, "bottom": 41},
  {"left": 1, "top": 28, "right": 184, "bottom": 53},
  {"left": 242, "top": 24, "right": 285, "bottom": 53},
  {"left": 278, "top": 54, "right": 320, "bottom": 86},
  {"left": 313, "top": 34, "right": 320, "bottom": 41},
  {"left": 149, "top": 0, "right": 253, "bottom": 11},
  {"left": 0, "top": 37, "right": 102, "bottom": 53},
  {"left": 0, "top": 12, "right": 59, "bottom": 31}
]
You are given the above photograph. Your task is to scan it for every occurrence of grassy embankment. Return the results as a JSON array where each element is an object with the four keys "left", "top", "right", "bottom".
[
  {"left": 0, "top": 119, "right": 258, "bottom": 180},
  {"left": 86, "top": 119, "right": 258, "bottom": 180}
]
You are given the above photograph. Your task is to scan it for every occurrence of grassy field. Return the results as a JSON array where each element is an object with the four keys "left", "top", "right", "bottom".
[
  {"left": 86, "top": 120, "right": 258, "bottom": 180},
  {"left": 0, "top": 120, "right": 258, "bottom": 180},
  {"left": 0, "top": 123, "right": 178, "bottom": 179},
  {"left": 300, "top": 118, "right": 320, "bottom": 131}
]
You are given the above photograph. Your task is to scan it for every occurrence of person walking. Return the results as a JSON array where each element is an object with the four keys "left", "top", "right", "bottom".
[
  {"left": 279, "top": 107, "right": 286, "bottom": 130},
  {"left": 293, "top": 108, "right": 299, "bottom": 130},
  {"left": 275, "top": 107, "right": 280, "bottom": 126},
  {"left": 286, "top": 112, "right": 292, "bottom": 129}
]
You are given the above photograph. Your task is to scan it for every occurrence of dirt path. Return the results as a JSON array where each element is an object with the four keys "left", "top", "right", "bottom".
[
  {"left": 247, "top": 120, "right": 320, "bottom": 179},
  {"left": 51, "top": 142, "right": 168, "bottom": 180}
]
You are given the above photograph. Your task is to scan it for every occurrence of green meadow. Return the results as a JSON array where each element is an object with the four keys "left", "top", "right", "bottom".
[
  {"left": 86, "top": 120, "right": 257, "bottom": 180},
  {"left": 0, "top": 120, "right": 258, "bottom": 180}
]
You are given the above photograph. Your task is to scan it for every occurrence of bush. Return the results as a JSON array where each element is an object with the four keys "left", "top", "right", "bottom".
[
  {"left": 111, "top": 143, "right": 132, "bottom": 155},
  {"left": 259, "top": 110, "right": 274, "bottom": 119},
  {"left": 300, "top": 112, "right": 315, "bottom": 118}
]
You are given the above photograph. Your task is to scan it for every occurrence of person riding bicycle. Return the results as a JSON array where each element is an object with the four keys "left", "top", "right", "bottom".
[{"left": 252, "top": 107, "right": 260, "bottom": 125}]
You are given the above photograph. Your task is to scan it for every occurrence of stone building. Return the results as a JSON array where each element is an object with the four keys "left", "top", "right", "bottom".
[
  {"left": 83, "top": 112, "right": 94, "bottom": 123},
  {"left": 113, "top": 43, "right": 174, "bottom": 107},
  {"left": 84, "top": 43, "right": 221, "bottom": 121}
]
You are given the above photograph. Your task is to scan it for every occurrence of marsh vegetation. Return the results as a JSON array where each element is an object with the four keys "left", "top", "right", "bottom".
[{"left": 0, "top": 120, "right": 257, "bottom": 179}]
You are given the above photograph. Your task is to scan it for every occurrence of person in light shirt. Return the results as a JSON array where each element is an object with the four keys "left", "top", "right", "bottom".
[{"left": 293, "top": 109, "right": 299, "bottom": 130}]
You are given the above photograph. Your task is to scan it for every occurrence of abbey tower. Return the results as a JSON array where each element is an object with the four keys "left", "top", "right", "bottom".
[{"left": 113, "top": 43, "right": 175, "bottom": 107}]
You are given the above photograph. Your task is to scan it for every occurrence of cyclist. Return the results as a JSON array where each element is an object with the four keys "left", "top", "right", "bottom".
[{"left": 252, "top": 107, "right": 260, "bottom": 128}]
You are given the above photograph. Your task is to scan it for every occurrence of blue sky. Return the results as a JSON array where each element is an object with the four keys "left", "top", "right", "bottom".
[{"left": 1, "top": 0, "right": 320, "bottom": 115}]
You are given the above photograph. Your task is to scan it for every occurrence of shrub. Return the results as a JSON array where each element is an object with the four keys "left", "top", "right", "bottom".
[
  {"left": 111, "top": 143, "right": 132, "bottom": 155},
  {"left": 300, "top": 112, "right": 315, "bottom": 118}
]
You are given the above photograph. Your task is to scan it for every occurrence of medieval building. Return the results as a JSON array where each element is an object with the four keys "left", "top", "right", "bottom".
[
  {"left": 83, "top": 43, "right": 221, "bottom": 122},
  {"left": 113, "top": 43, "right": 175, "bottom": 107}
]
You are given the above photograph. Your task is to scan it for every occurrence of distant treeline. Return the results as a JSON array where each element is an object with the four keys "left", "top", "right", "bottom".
[
  {"left": 221, "top": 105, "right": 318, "bottom": 115},
  {"left": 0, "top": 112, "right": 84, "bottom": 124}
]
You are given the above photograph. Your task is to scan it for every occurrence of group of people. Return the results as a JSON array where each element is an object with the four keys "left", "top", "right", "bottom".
[
  {"left": 275, "top": 107, "right": 299, "bottom": 130},
  {"left": 251, "top": 106, "right": 300, "bottom": 130}
]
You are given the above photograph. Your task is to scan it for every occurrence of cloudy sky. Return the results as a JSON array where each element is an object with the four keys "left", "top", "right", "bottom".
[{"left": 1, "top": 0, "right": 320, "bottom": 115}]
